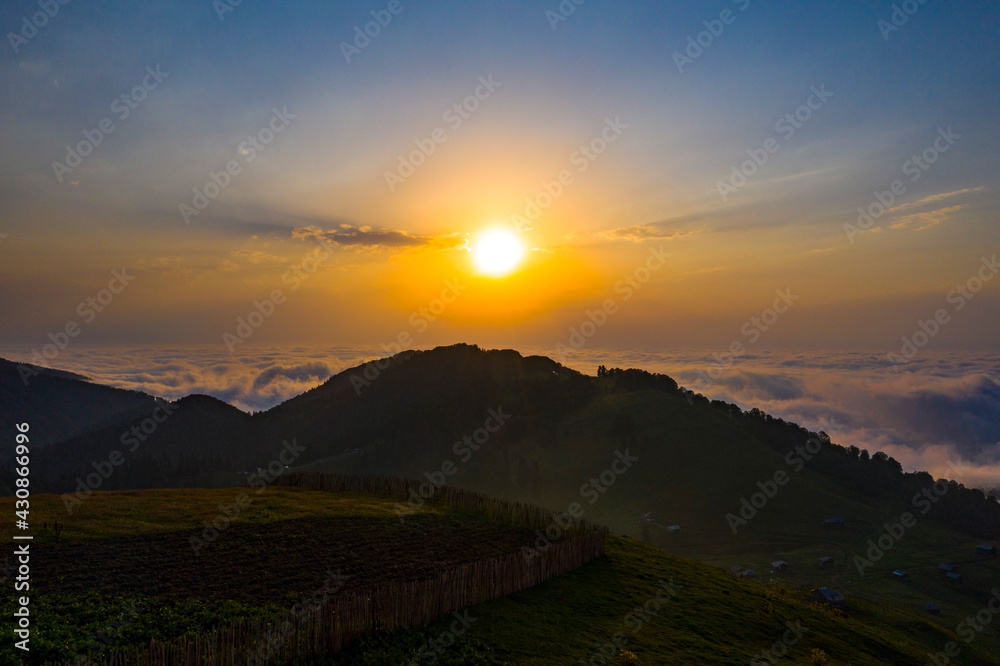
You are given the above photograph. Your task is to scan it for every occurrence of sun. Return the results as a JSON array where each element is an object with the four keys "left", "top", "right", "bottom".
[{"left": 471, "top": 228, "right": 526, "bottom": 278}]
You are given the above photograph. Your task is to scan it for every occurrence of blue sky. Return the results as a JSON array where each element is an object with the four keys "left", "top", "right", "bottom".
[{"left": 0, "top": 0, "right": 998, "bottom": 350}]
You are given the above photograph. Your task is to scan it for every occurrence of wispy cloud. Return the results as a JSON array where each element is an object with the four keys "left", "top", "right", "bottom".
[
  {"left": 886, "top": 187, "right": 985, "bottom": 215},
  {"left": 536, "top": 347, "right": 1000, "bottom": 490},
  {"left": 600, "top": 225, "right": 699, "bottom": 243},
  {"left": 293, "top": 224, "right": 436, "bottom": 249},
  {"left": 230, "top": 249, "right": 288, "bottom": 265},
  {"left": 888, "top": 204, "right": 966, "bottom": 231},
  {"left": 137, "top": 256, "right": 194, "bottom": 277}
]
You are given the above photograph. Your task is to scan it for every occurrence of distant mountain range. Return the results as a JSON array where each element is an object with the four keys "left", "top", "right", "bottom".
[{"left": 3, "top": 344, "right": 999, "bottom": 544}]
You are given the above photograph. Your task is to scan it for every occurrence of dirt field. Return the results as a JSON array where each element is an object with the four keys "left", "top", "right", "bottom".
[{"left": 34, "top": 513, "right": 536, "bottom": 606}]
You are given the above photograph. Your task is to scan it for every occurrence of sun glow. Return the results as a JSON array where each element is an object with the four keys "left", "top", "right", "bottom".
[{"left": 471, "top": 228, "right": 526, "bottom": 277}]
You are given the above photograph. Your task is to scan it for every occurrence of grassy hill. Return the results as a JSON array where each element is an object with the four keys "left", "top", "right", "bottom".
[
  {"left": 331, "top": 534, "right": 1000, "bottom": 665},
  {"left": 3, "top": 486, "right": 998, "bottom": 665},
  {"left": 287, "top": 357, "right": 1000, "bottom": 653},
  {"left": 5, "top": 345, "right": 1000, "bottom": 662},
  {"left": 2, "top": 486, "right": 545, "bottom": 664}
]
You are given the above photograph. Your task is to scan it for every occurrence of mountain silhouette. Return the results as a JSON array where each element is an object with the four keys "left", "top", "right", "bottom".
[{"left": 3, "top": 344, "right": 998, "bottom": 542}]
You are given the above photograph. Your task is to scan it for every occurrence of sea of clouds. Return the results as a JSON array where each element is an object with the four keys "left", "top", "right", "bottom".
[
  {"left": 551, "top": 348, "right": 1000, "bottom": 493},
  {"left": 2, "top": 344, "right": 997, "bottom": 491}
]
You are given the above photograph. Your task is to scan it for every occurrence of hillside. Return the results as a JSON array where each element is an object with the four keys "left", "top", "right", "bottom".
[
  {"left": 10, "top": 345, "right": 1000, "bottom": 540},
  {"left": 4, "top": 344, "right": 999, "bottom": 661},
  {"left": 3, "top": 486, "right": 998, "bottom": 665},
  {"left": 331, "top": 534, "right": 1000, "bottom": 665},
  {"left": 0, "top": 358, "right": 159, "bottom": 447}
]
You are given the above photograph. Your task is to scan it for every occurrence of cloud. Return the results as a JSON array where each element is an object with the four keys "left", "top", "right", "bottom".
[
  {"left": 543, "top": 346, "right": 1000, "bottom": 489},
  {"left": 878, "top": 187, "right": 985, "bottom": 232},
  {"left": 251, "top": 362, "right": 332, "bottom": 390},
  {"left": 231, "top": 249, "right": 288, "bottom": 265},
  {"left": 292, "top": 224, "right": 435, "bottom": 249},
  {"left": 2, "top": 345, "right": 998, "bottom": 489},
  {"left": 137, "top": 256, "right": 194, "bottom": 277},
  {"left": 886, "top": 187, "right": 985, "bottom": 215},
  {"left": 685, "top": 362, "right": 1000, "bottom": 489},
  {"left": 0, "top": 346, "right": 371, "bottom": 413},
  {"left": 888, "top": 204, "right": 966, "bottom": 231},
  {"left": 600, "top": 225, "right": 698, "bottom": 243}
]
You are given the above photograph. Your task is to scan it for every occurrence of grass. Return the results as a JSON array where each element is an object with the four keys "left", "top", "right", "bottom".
[
  {"left": 451, "top": 387, "right": 1000, "bottom": 659},
  {"left": 8, "top": 487, "right": 998, "bottom": 665},
  {"left": 316, "top": 535, "right": 1000, "bottom": 665},
  {"left": 0, "top": 487, "right": 534, "bottom": 664},
  {"left": 4, "top": 486, "right": 442, "bottom": 542}
]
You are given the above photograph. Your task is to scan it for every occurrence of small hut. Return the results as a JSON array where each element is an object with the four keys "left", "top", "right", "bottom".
[{"left": 811, "top": 587, "right": 846, "bottom": 609}]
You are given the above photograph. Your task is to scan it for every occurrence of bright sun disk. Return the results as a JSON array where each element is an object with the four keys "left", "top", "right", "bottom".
[{"left": 471, "top": 228, "right": 526, "bottom": 278}]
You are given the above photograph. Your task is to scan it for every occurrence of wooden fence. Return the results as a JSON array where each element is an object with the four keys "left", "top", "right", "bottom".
[{"left": 52, "top": 474, "right": 607, "bottom": 665}]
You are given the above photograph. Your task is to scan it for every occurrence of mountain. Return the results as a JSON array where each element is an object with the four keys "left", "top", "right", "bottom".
[
  {"left": 6, "top": 344, "right": 999, "bottom": 540},
  {"left": 0, "top": 357, "right": 160, "bottom": 447}
]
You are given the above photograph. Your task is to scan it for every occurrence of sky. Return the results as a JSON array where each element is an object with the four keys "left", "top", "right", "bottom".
[{"left": 1, "top": 0, "right": 999, "bottom": 355}]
